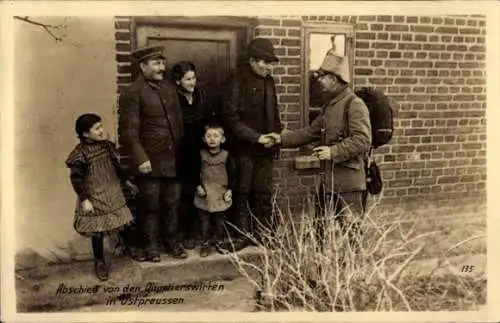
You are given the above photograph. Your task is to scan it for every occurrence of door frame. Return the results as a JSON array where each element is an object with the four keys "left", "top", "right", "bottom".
[
  {"left": 131, "top": 16, "right": 255, "bottom": 81},
  {"left": 131, "top": 16, "right": 255, "bottom": 57},
  {"left": 136, "top": 25, "right": 240, "bottom": 93}
]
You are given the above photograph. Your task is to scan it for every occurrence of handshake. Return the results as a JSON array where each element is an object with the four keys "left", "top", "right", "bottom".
[{"left": 257, "top": 133, "right": 281, "bottom": 148}]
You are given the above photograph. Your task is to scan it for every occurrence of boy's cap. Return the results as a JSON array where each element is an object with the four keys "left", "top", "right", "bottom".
[
  {"left": 317, "top": 52, "right": 350, "bottom": 84},
  {"left": 130, "top": 45, "right": 166, "bottom": 63}
]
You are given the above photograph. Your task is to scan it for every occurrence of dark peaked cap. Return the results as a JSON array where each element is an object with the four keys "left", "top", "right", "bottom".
[
  {"left": 130, "top": 45, "right": 166, "bottom": 62},
  {"left": 247, "top": 38, "right": 279, "bottom": 62}
]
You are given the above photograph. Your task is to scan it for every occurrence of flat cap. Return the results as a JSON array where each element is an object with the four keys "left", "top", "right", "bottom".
[
  {"left": 247, "top": 38, "right": 279, "bottom": 63},
  {"left": 130, "top": 45, "right": 166, "bottom": 62}
]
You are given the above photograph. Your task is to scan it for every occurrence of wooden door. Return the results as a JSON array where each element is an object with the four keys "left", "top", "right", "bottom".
[{"left": 136, "top": 25, "right": 241, "bottom": 101}]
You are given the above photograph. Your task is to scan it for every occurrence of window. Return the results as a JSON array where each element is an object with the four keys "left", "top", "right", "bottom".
[{"left": 302, "top": 23, "right": 355, "bottom": 126}]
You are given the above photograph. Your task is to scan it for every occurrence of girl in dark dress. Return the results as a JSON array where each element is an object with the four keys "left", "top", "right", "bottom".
[
  {"left": 171, "top": 61, "right": 217, "bottom": 250},
  {"left": 65, "top": 113, "right": 138, "bottom": 280}
]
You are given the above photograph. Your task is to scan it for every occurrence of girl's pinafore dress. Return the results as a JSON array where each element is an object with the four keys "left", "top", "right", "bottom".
[
  {"left": 193, "top": 149, "right": 232, "bottom": 213},
  {"left": 65, "top": 140, "right": 133, "bottom": 237}
]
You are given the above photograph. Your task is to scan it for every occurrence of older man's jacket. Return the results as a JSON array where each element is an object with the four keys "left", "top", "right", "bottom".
[
  {"left": 281, "top": 86, "right": 371, "bottom": 193},
  {"left": 118, "top": 74, "right": 184, "bottom": 178},
  {"left": 221, "top": 64, "right": 282, "bottom": 156}
]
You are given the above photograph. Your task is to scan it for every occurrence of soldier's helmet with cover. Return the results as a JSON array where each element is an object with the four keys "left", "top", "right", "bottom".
[{"left": 315, "top": 51, "right": 350, "bottom": 84}]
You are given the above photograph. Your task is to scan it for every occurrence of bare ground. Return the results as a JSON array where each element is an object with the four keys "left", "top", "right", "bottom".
[{"left": 16, "top": 212, "right": 486, "bottom": 312}]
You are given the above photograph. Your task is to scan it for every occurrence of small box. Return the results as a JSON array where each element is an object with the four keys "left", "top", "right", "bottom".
[{"left": 294, "top": 155, "right": 321, "bottom": 170}]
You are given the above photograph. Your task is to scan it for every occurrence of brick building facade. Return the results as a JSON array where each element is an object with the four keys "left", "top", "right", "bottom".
[{"left": 114, "top": 15, "right": 486, "bottom": 218}]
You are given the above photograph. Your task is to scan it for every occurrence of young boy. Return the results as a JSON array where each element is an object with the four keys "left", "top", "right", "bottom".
[
  {"left": 193, "top": 124, "right": 236, "bottom": 257},
  {"left": 65, "top": 113, "right": 138, "bottom": 280}
]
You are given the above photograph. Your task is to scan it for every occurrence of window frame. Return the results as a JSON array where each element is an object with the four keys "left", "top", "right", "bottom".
[{"left": 301, "top": 22, "right": 356, "bottom": 127}]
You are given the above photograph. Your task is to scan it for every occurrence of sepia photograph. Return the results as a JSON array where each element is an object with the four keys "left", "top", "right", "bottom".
[{"left": 1, "top": 1, "right": 498, "bottom": 322}]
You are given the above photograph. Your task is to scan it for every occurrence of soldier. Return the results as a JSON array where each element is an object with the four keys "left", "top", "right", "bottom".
[
  {"left": 118, "top": 45, "right": 187, "bottom": 262},
  {"left": 265, "top": 52, "right": 371, "bottom": 249}
]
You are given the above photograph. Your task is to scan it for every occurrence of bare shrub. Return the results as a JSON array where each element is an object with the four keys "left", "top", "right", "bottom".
[{"left": 224, "top": 191, "right": 486, "bottom": 312}]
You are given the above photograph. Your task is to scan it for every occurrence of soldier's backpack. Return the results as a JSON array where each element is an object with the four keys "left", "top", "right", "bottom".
[
  {"left": 354, "top": 87, "right": 395, "bottom": 149},
  {"left": 344, "top": 87, "right": 397, "bottom": 195}
]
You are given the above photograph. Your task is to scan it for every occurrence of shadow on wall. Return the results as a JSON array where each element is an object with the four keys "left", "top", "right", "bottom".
[{"left": 13, "top": 17, "right": 117, "bottom": 268}]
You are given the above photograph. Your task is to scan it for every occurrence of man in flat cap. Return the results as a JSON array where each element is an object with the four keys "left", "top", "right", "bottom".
[
  {"left": 221, "top": 38, "right": 283, "bottom": 250},
  {"left": 118, "top": 45, "right": 187, "bottom": 261},
  {"left": 265, "top": 52, "right": 371, "bottom": 249}
]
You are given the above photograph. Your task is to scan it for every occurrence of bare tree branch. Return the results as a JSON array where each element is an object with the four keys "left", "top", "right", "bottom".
[
  {"left": 14, "top": 16, "right": 64, "bottom": 42},
  {"left": 14, "top": 16, "right": 55, "bottom": 28}
]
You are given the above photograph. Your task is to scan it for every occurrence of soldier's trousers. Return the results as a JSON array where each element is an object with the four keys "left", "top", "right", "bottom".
[
  {"left": 135, "top": 176, "right": 181, "bottom": 253},
  {"left": 315, "top": 190, "right": 367, "bottom": 251},
  {"left": 234, "top": 154, "right": 275, "bottom": 240}
]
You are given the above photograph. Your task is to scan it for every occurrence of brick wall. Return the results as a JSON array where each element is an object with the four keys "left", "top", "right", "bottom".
[{"left": 114, "top": 15, "right": 487, "bottom": 217}]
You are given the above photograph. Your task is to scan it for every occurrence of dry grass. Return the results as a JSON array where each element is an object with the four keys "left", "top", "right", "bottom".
[{"left": 225, "top": 192, "right": 486, "bottom": 312}]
